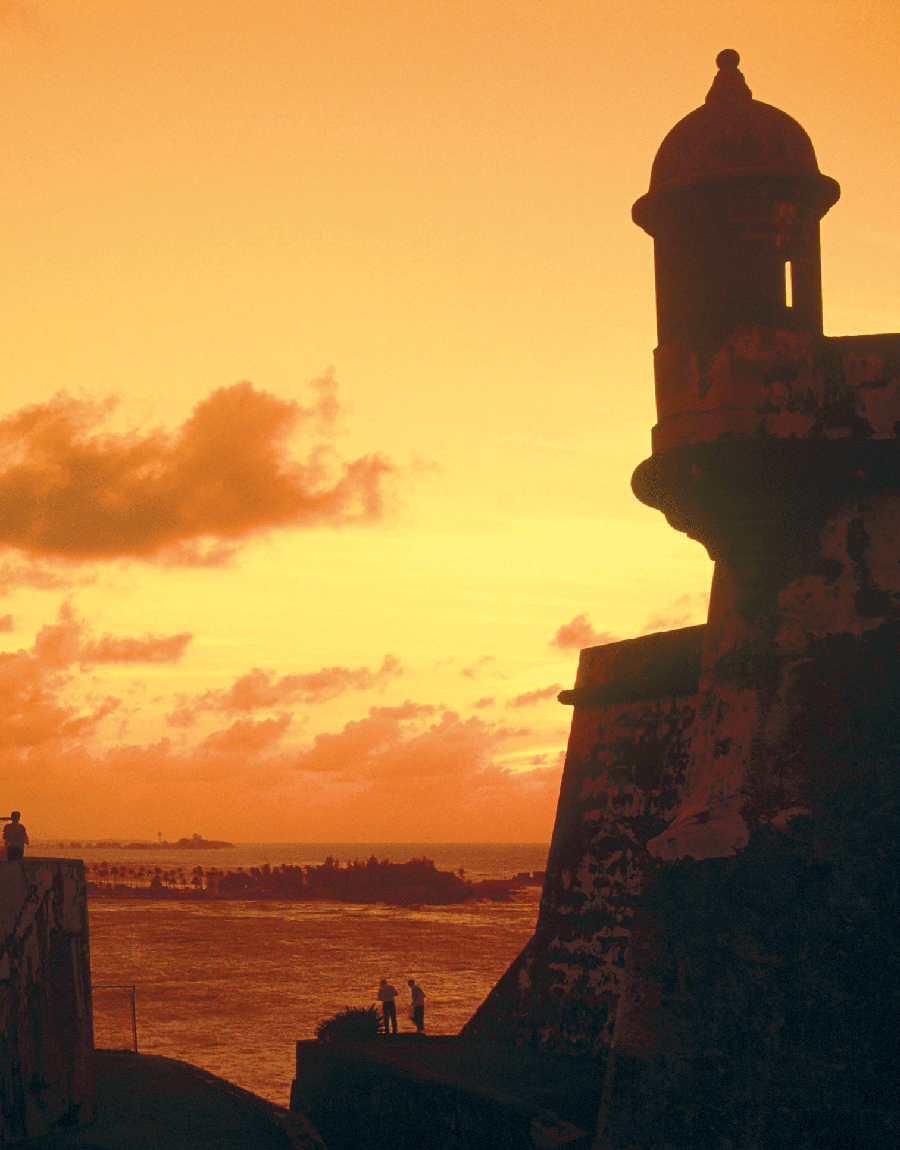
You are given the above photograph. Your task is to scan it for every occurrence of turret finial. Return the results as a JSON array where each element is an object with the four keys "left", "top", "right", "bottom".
[{"left": 706, "top": 48, "right": 751, "bottom": 103}]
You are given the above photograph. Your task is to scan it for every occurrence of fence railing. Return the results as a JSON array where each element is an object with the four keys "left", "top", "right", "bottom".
[{"left": 92, "top": 983, "right": 138, "bottom": 1052}]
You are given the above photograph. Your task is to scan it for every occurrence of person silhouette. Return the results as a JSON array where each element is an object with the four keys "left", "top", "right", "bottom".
[
  {"left": 377, "top": 979, "right": 399, "bottom": 1035},
  {"left": 408, "top": 978, "right": 426, "bottom": 1034},
  {"left": 3, "top": 812, "right": 29, "bottom": 861}
]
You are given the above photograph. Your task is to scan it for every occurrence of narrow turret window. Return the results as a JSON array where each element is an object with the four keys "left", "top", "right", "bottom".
[{"left": 785, "top": 260, "right": 793, "bottom": 308}]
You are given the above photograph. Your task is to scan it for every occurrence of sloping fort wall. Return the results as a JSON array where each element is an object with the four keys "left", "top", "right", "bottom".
[{"left": 463, "top": 626, "right": 703, "bottom": 1054}]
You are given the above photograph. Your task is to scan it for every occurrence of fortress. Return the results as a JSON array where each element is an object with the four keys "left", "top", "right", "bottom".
[
  {"left": 464, "top": 50, "right": 900, "bottom": 1147},
  {"left": 5, "top": 50, "right": 898, "bottom": 1150}
]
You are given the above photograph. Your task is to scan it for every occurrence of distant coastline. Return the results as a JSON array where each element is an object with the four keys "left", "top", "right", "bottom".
[
  {"left": 44, "top": 834, "right": 235, "bottom": 851},
  {"left": 85, "top": 854, "right": 545, "bottom": 906}
]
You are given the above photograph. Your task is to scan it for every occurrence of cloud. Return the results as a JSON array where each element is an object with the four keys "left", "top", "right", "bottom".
[
  {"left": 639, "top": 592, "right": 709, "bottom": 635},
  {"left": 201, "top": 714, "right": 293, "bottom": 754},
  {"left": 462, "top": 656, "right": 495, "bottom": 679},
  {"left": 0, "top": 375, "right": 394, "bottom": 564},
  {"left": 0, "top": 2, "right": 43, "bottom": 33},
  {"left": 367, "top": 701, "right": 438, "bottom": 720},
  {"left": 0, "top": 602, "right": 189, "bottom": 750},
  {"left": 0, "top": 615, "right": 12, "bottom": 632},
  {"left": 80, "top": 632, "right": 193, "bottom": 664},
  {"left": 166, "top": 655, "right": 403, "bottom": 725},
  {"left": 550, "top": 613, "right": 618, "bottom": 650},
  {"left": 470, "top": 696, "right": 495, "bottom": 709},
  {"left": 0, "top": 599, "right": 562, "bottom": 841},
  {"left": 0, "top": 559, "right": 96, "bottom": 596},
  {"left": 0, "top": 614, "right": 124, "bottom": 750},
  {"left": 0, "top": 656, "right": 564, "bottom": 840},
  {"left": 505, "top": 684, "right": 562, "bottom": 709},
  {"left": 29, "top": 603, "right": 192, "bottom": 668}
]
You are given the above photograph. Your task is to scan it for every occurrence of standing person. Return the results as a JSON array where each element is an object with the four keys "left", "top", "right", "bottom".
[
  {"left": 3, "top": 812, "right": 29, "bottom": 861},
  {"left": 377, "top": 979, "right": 399, "bottom": 1035},
  {"left": 408, "top": 978, "right": 426, "bottom": 1034}
]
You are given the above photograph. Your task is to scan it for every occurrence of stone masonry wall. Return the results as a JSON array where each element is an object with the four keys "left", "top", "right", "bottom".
[
  {"left": 0, "top": 859, "right": 94, "bottom": 1143},
  {"left": 463, "top": 627, "right": 703, "bottom": 1055}
]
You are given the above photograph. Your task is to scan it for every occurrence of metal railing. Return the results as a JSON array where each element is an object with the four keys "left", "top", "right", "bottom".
[{"left": 92, "top": 983, "right": 138, "bottom": 1052}]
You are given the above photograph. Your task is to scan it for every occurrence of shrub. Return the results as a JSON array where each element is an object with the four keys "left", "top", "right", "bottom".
[{"left": 315, "top": 1004, "right": 384, "bottom": 1042}]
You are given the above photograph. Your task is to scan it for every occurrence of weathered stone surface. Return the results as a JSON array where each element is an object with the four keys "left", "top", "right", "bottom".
[
  {"left": 465, "top": 51, "right": 900, "bottom": 1150},
  {"left": 463, "top": 628, "right": 702, "bottom": 1055},
  {"left": 0, "top": 859, "right": 94, "bottom": 1142},
  {"left": 587, "top": 50, "right": 900, "bottom": 1150}
]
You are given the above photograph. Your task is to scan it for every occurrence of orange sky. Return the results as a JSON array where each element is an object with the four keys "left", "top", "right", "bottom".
[{"left": 1, "top": 0, "right": 898, "bottom": 842}]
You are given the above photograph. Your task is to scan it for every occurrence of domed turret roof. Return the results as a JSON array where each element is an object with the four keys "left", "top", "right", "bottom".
[{"left": 633, "top": 51, "right": 839, "bottom": 229}]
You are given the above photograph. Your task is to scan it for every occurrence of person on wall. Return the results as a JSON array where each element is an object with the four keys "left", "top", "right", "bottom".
[
  {"left": 407, "top": 978, "right": 426, "bottom": 1034},
  {"left": 377, "top": 978, "right": 399, "bottom": 1035},
  {"left": 3, "top": 812, "right": 29, "bottom": 861}
]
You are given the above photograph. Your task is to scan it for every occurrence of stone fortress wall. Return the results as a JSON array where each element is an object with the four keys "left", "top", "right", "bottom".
[
  {"left": 0, "top": 859, "right": 94, "bottom": 1143},
  {"left": 463, "top": 626, "right": 703, "bottom": 1054},
  {"left": 467, "top": 51, "right": 900, "bottom": 1149}
]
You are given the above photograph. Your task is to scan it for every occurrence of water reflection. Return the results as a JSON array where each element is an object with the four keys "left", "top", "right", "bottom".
[{"left": 89, "top": 889, "right": 540, "bottom": 1104}]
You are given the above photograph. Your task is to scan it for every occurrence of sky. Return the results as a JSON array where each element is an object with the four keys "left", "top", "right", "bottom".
[{"left": 1, "top": 0, "right": 898, "bottom": 843}]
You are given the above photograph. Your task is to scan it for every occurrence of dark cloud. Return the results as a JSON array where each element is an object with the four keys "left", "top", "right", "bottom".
[
  {"left": 550, "top": 613, "right": 618, "bottom": 650},
  {"left": 0, "top": 376, "right": 394, "bottom": 564},
  {"left": 0, "top": 614, "right": 12, "bottom": 632},
  {"left": 470, "top": 696, "right": 495, "bottom": 709},
  {"left": 505, "top": 684, "right": 562, "bottom": 709}
]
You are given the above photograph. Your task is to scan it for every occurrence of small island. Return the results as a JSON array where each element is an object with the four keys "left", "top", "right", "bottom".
[
  {"left": 85, "top": 855, "right": 527, "bottom": 905},
  {"left": 125, "top": 834, "right": 235, "bottom": 850}
]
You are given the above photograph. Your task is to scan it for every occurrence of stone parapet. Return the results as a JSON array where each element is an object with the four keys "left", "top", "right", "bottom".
[{"left": 645, "top": 330, "right": 900, "bottom": 458}]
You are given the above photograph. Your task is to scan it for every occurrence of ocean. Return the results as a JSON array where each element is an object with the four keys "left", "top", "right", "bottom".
[{"left": 37, "top": 842, "right": 548, "bottom": 1105}]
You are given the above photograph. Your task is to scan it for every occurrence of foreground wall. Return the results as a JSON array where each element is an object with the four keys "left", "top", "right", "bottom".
[
  {"left": 0, "top": 859, "right": 94, "bottom": 1143},
  {"left": 291, "top": 1038, "right": 592, "bottom": 1150},
  {"left": 463, "top": 627, "right": 703, "bottom": 1054}
]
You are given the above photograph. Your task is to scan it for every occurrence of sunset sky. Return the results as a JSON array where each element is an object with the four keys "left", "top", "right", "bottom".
[{"left": 1, "top": 0, "right": 898, "bottom": 842}]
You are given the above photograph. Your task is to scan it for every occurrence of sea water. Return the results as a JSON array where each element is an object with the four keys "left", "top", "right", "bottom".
[{"left": 39, "top": 842, "right": 548, "bottom": 1105}]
